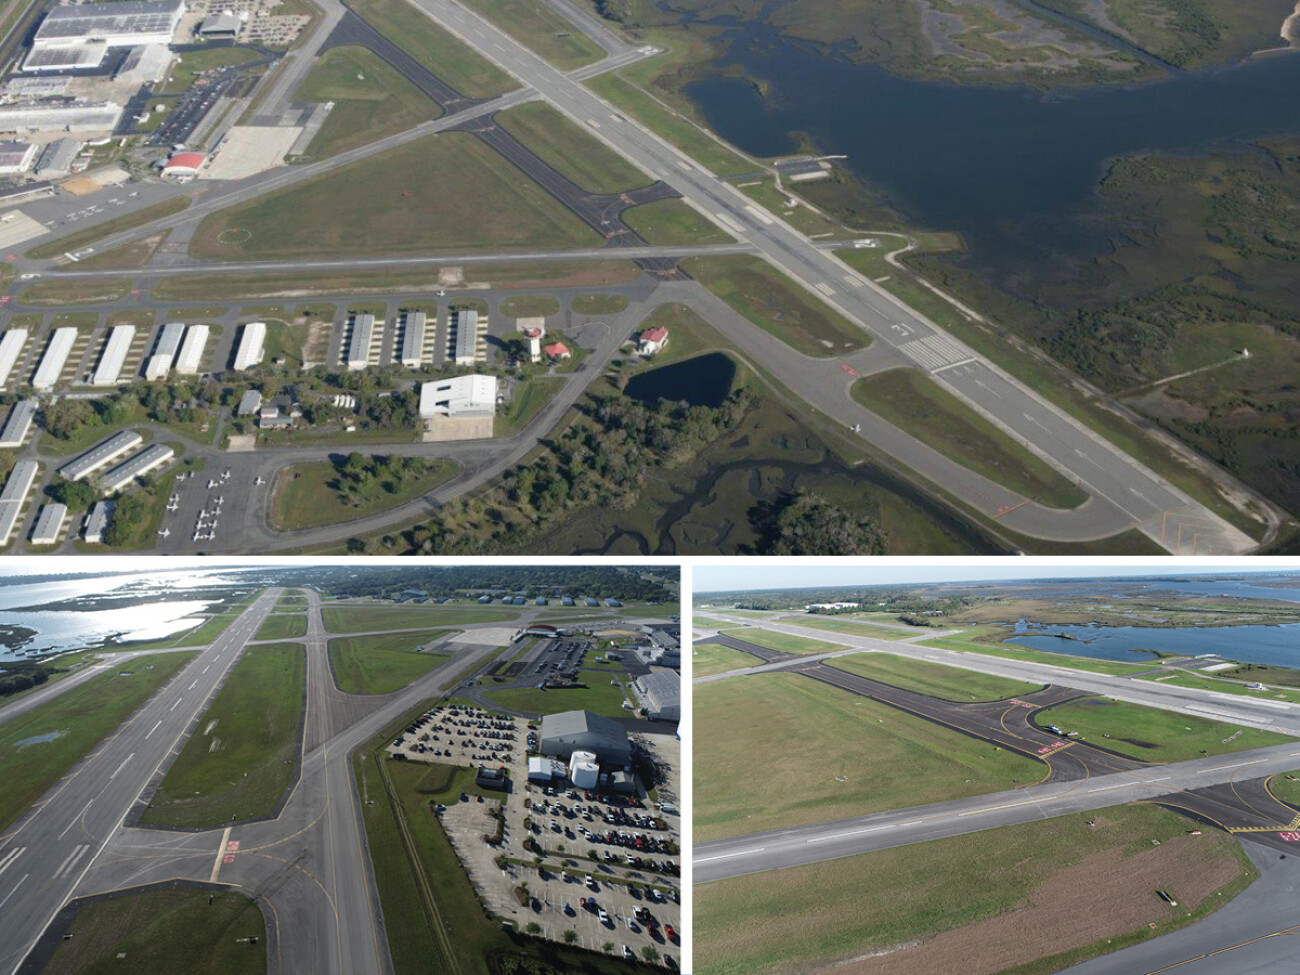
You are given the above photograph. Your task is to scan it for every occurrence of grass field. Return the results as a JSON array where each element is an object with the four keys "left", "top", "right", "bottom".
[
  {"left": 483, "top": 678, "right": 629, "bottom": 718},
  {"left": 39, "top": 888, "right": 266, "bottom": 975},
  {"left": 571, "top": 293, "right": 629, "bottom": 315},
  {"left": 255, "top": 613, "right": 306, "bottom": 640},
  {"left": 293, "top": 45, "right": 440, "bottom": 159},
  {"left": 349, "top": 0, "right": 516, "bottom": 98},
  {"left": 693, "top": 642, "right": 760, "bottom": 678},
  {"left": 140, "top": 643, "right": 304, "bottom": 828},
  {"left": 828, "top": 652, "right": 1042, "bottom": 701},
  {"left": 356, "top": 719, "right": 659, "bottom": 975},
  {"left": 460, "top": 0, "right": 603, "bottom": 69},
  {"left": 321, "top": 605, "right": 519, "bottom": 634},
  {"left": 1269, "top": 770, "right": 1300, "bottom": 807},
  {"left": 190, "top": 132, "right": 602, "bottom": 261},
  {"left": 21, "top": 278, "right": 131, "bottom": 305},
  {"left": 1037, "top": 698, "right": 1295, "bottom": 762},
  {"left": 26, "top": 197, "right": 191, "bottom": 260},
  {"left": 719, "top": 628, "right": 844, "bottom": 655},
  {"left": 495, "top": 101, "right": 646, "bottom": 194},
  {"left": 328, "top": 630, "right": 454, "bottom": 695},
  {"left": 0, "top": 652, "right": 197, "bottom": 832},
  {"left": 853, "top": 369, "right": 1090, "bottom": 508},
  {"left": 682, "top": 255, "right": 867, "bottom": 357},
  {"left": 269, "top": 459, "right": 458, "bottom": 531},
  {"left": 695, "top": 673, "right": 1043, "bottom": 842},
  {"left": 623, "top": 198, "right": 733, "bottom": 245},
  {"left": 789, "top": 617, "right": 919, "bottom": 640},
  {"left": 696, "top": 804, "right": 1252, "bottom": 975},
  {"left": 693, "top": 615, "right": 737, "bottom": 629},
  {"left": 278, "top": 592, "right": 307, "bottom": 607},
  {"left": 921, "top": 630, "right": 1155, "bottom": 676}
]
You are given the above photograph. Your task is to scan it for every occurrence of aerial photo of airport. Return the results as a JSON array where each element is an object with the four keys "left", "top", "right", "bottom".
[
  {"left": 0, "top": 0, "right": 1295, "bottom": 556},
  {"left": 0, "top": 561, "right": 683, "bottom": 974},
  {"left": 694, "top": 564, "right": 1300, "bottom": 975}
]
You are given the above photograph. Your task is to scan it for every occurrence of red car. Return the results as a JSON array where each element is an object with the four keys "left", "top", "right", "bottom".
[{"left": 665, "top": 924, "right": 677, "bottom": 941}]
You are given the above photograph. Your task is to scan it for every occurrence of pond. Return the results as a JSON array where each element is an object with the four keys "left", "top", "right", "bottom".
[{"left": 624, "top": 352, "right": 737, "bottom": 408}]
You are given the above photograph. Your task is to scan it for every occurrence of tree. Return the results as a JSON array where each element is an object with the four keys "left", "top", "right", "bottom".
[
  {"left": 562, "top": 929, "right": 577, "bottom": 944},
  {"left": 524, "top": 922, "right": 541, "bottom": 935},
  {"left": 42, "top": 399, "right": 95, "bottom": 440},
  {"left": 601, "top": 942, "right": 615, "bottom": 954},
  {"left": 641, "top": 945, "right": 660, "bottom": 963},
  {"left": 47, "top": 478, "right": 97, "bottom": 510}
]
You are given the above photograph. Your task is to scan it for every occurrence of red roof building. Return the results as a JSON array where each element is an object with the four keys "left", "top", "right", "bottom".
[
  {"left": 162, "top": 152, "right": 206, "bottom": 177},
  {"left": 542, "top": 341, "right": 570, "bottom": 360},
  {"left": 637, "top": 325, "right": 669, "bottom": 354}
]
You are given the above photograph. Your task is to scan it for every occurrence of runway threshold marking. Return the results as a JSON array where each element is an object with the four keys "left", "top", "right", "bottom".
[
  {"left": 53, "top": 844, "right": 89, "bottom": 879},
  {"left": 209, "top": 826, "right": 232, "bottom": 883}
]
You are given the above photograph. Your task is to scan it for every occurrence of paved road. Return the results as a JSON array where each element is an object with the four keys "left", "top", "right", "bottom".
[
  {"left": 0, "top": 589, "right": 283, "bottom": 975},
  {"left": 393, "top": 0, "right": 1255, "bottom": 555}
]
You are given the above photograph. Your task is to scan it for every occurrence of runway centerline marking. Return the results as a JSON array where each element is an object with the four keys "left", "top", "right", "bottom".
[
  {"left": 108, "top": 753, "right": 134, "bottom": 781},
  {"left": 697, "top": 847, "right": 766, "bottom": 862},
  {"left": 0, "top": 873, "right": 28, "bottom": 909}
]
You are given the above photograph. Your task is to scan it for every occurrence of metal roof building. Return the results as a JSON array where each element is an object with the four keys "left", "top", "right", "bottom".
[
  {"left": 233, "top": 321, "right": 265, "bottom": 371},
  {"left": 30, "top": 502, "right": 67, "bottom": 546},
  {"left": 32, "top": 327, "right": 78, "bottom": 391},
  {"left": 0, "top": 400, "right": 37, "bottom": 449},
  {"left": 91, "top": 325, "right": 135, "bottom": 386},
  {"left": 0, "top": 460, "right": 38, "bottom": 546},
  {"left": 0, "top": 141, "right": 37, "bottom": 175},
  {"left": 452, "top": 309, "right": 478, "bottom": 366},
  {"left": 174, "top": 324, "right": 209, "bottom": 375},
  {"left": 0, "top": 102, "right": 122, "bottom": 132},
  {"left": 398, "top": 310, "right": 425, "bottom": 368},
  {"left": 99, "top": 443, "right": 173, "bottom": 494},
  {"left": 59, "top": 430, "right": 143, "bottom": 482},
  {"left": 33, "top": 1, "right": 185, "bottom": 48},
  {"left": 631, "top": 670, "right": 680, "bottom": 723},
  {"left": 34, "top": 138, "right": 80, "bottom": 180},
  {"left": 83, "top": 499, "right": 113, "bottom": 543},
  {"left": 418, "top": 375, "right": 497, "bottom": 418},
  {"left": 144, "top": 321, "right": 185, "bottom": 381},
  {"left": 345, "top": 313, "right": 374, "bottom": 371},
  {"left": 0, "top": 329, "right": 28, "bottom": 388},
  {"left": 237, "top": 389, "right": 262, "bottom": 416},
  {"left": 539, "top": 710, "right": 632, "bottom": 765}
]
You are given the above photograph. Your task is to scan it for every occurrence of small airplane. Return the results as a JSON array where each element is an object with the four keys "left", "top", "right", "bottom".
[
  {"left": 207, "top": 479, "right": 218, "bottom": 489},
  {"left": 157, "top": 528, "right": 170, "bottom": 539},
  {"left": 166, "top": 501, "right": 179, "bottom": 512},
  {"left": 254, "top": 476, "right": 266, "bottom": 485},
  {"left": 192, "top": 531, "right": 203, "bottom": 542},
  {"left": 221, "top": 469, "right": 231, "bottom": 480},
  {"left": 168, "top": 494, "right": 180, "bottom": 504},
  {"left": 436, "top": 289, "right": 446, "bottom": 297},
  {"left": 203, "top": 531, "right": 215, "bottom": 541},
  {"left": 850, "top": 423, "right": 861, "bottom": 433},
  {"left": 214, "top": 496, "right": 224, "bottom": 505}
]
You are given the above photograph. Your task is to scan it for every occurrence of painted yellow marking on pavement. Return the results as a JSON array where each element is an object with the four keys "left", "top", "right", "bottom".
[{"left": 209, "top": 826, "right": 232, "bottom": 883}]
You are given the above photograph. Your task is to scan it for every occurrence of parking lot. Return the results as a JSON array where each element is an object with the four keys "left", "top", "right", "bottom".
[{"left": 424, "top": 705, "right": 682, "bottom": 967}]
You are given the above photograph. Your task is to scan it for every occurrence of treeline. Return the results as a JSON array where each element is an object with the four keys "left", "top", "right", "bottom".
[
  {"left": 0, "top": 665, "right": 51, "bottom": 697},
  {"left": 395, "top": 391, "right": 755, "bottom": 555},
  {"left": 748, "top": 491, "right": 887, "bottom": 555},
  {"left": 320, "top": 566, "right": 676, "bottom": 602}
]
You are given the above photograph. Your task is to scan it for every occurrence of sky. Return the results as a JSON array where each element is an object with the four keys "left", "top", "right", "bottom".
[{"left": 692, "top": 559, "right": 1297, "bottom": 593}]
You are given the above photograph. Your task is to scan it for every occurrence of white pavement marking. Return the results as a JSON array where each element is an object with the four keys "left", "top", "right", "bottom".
[
  {"left": 57, "top": 801, "right": 93, "bottom": 840},
  {"left": 0, "top": 874, "right": 27, "bottom": 909},
  {"left": 144, "top": 720, "right": 162, "bottom": 740},
  {"left": 696, "top": 847, "right": 766, "bottom": 862},
  {"left": 0, "top": 848, "right": 23, "bottom": 879},
  {"left": 108, "top": 753, "right": 134, "bottom": 781},
  {"left": 209, "top": 826, "right": 232, "bottom": 883},
  {"left": 170, "top": 696, "right": 183, "bottom": 711},
  {"left": 53, "top": 845, "right": 89, "bottom": 879}
]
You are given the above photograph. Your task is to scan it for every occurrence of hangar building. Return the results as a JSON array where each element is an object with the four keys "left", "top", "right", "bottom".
[{"left": 539, "top": 710, "right": 632, "bottom": 765}]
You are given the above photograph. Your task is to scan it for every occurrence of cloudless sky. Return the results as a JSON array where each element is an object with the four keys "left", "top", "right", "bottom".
[{"left": 693, "top": 560, "right": 1294, "bottom": 592}]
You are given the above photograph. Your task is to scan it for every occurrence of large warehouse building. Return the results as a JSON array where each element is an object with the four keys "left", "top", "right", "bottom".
[
  {"left": 631, "top": 671, "right": 680, "bottom": 723},
  {"left": 539, "top": 710, "right": 632, "bottom": 765},
  {"left": 27, "top": 0, "right": 185, "bottom": 68},
  {"left": 418, "top": 375, "right": 497, "bottom": 418}
]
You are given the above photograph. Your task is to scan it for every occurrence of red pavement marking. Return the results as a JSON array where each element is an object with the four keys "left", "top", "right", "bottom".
[
  {"left": 839, "top": 360, "right": 859, "bottom": 377},
  {"left": 226, "top": 840, "right": 240, "bottom": 852},
  {"left": 223, "top": 854, "right": 236, "bottom": 864},
  {"left": 1279, "top": 831, "right": 1300, "bottom": 842}
]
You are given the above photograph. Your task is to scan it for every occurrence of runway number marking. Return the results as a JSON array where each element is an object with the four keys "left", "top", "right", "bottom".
[{"left": 1036, "top": 741, "right": 1069, "bottom": 755}]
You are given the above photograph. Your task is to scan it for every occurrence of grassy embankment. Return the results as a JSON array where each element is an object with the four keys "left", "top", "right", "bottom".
[
  {"left": 139, "top": 643, "right": 305, "bottom": 828},
  {"left": 695, "top": 673, "right": 1044, "bottom": 842},
  {"left": 269, "top": 459, "right": 459, "bottom": 530},
  {"left": 692, "top": 642, "right": 761, "bottom": 677},
  {"left": 0, "top": 653, "right": 197, "bottom": 831},
  {"left": 828, "top": 652, "right": 1042, "bottom": 701},
  {"left": 853, "top": 368, "right": 1090, "bottom": 508},
  {"left": 327, "top": 630, "right": 454, "bottom": 695},
  {"left": 696, "top": 804, "right": 1254, "bottom": 975}
]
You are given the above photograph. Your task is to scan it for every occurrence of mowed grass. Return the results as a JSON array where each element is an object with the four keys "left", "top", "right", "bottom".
[
  {"left": 255, "top": 613, "right": 306, "bottom": 640},
  {"left": 321, "top": 605, "right": 519, "bottom": 633},
  {"left": 495, "top": 101, "right": 645, "bottom": 194},
  {"left": 1037, "top": 698, "right": 1295, "bottom": 763},
  {"left": 461, "top": 0, "right": 603, "bottom": 69},
  {"left": 39, "top": 888, "right": 266, "bottom": 975},
  {"left": 853, "top": 369, "right": 1090, "bottom": 509},
  {"left": 1138, "top": 670, "right": 1300, "bottom": 704},
  {"left": 623, "top": 198, "right": 733, "bottom": 245},
  {"left": 189, "top": 132, "right": 602, "bottom": 261},
  {"left": 682, "top": 255, "right": 867, "bottom": 357},
  {"left": 293, "top": 45, "right": 440, "bottom": 159},
  {"left": 349, "top": 0, "right": 516, "bottom": 98},
  {"left": 693, "top": 642, "right": 759, "bottom": 678},
  {"left": 0, "top": 652, "right": 197, "bottom": 832},
  {"left": 693, "top": 615, "right": 738, "bottom": 629},
  {"left": 921, "top": 630, "right": 1155, "bottom": 676},
  {"left": 828, "top": 652, "right": 1042, "bottom": 702},
  {"left": 25, "top": 197, "right": 191, "bottom": 260},
  {"left": 720, "top": 627, "right": 844, "bottom": 655},
  {"left": 695, "top": 674, "right": 1043, "bottom": 842},
  {"left": 790, "top": 616, "right": 919, "bottom": 640},
  {"left": 140, "top": 643, "right": 304, "bottom": 827},
  {"left": 328, "top": 630, "right": 454, "bottom": 695},
  {"left": 483, "top": 678, "right": 628, "bottom": 718},
  {"left": 1268, "top": 770, "right": 1300, "bottom": 807},
  {"left": 695, "top": 805, "right": 1251, "bottom": 975}
]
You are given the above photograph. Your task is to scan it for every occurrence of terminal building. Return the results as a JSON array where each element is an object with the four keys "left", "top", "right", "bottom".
[{"left": 538, "top": 710, "right": 632, "bottom": 765}]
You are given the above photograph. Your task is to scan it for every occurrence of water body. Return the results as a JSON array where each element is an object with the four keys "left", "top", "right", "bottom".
[
  {"left": 686, "top": 26, "right": 1300, "bottom": 273},
  {"left": 1007, "top": 620, "right": 1300, "bottom": 666},
  {"left": 624, "top": 352, "right": 737, "bottom": 407}
]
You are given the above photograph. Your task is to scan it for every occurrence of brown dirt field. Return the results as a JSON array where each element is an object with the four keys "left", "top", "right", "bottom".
[{"left": 824, "top": 835, "right": 1243, "bottom": 975}]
